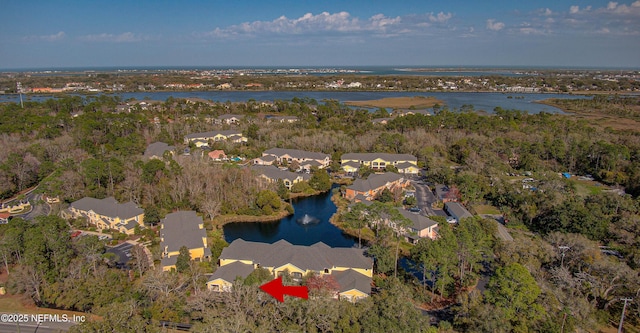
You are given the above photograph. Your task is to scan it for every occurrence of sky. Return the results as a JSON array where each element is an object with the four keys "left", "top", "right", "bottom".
[{"left": 1, "top": 0, "right": 639, "bottom": 69}]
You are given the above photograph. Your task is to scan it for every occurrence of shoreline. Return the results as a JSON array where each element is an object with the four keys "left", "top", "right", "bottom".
[{"left": 211, "top": 188, "right": 330, "bottom": 228}]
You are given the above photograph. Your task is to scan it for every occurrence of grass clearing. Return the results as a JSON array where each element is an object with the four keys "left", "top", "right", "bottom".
[
  {"left": 344, "top": 96, "right": 443, "bottom": 109},
  {"left": 473, "top": 205, "right": 501, "bottom": 215}
]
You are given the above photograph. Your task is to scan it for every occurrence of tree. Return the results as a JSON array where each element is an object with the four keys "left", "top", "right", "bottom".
[
  {"left": 309, "top": 168, "right": 332, "bottom": 192},
  {"left": 246, "top": 123, "right": 260, "bottom": 140},
  {"left": 143, "top": 206, "right": 161, "bottom": 226},
  {"left": 485, "top": 263, "right": 545, "bottom": 330},
  {"left": 305, "top": 274, "right": 340, "bottom": 297},
  {"left": 255, "top": 190, "right": 281, "bottom": 215},
  {"left": 141, "top": 159, "right": 166, "bottom": 184},
  {"left": 276, "top": 179, "right": 290, "bottom": 200},
  {"left": 243, "top": 268, "right": 272, "bottom": 286},
  {"left": 175, "top": 246, "right": 191, "bottom": 273},
  {"left": 375, "top": 188, "right": 394, "bottom": 203},
  {"left": 358, "top": 164, "right": 373, "bottom": 179},
  {"left": 342, "top": 202, "right": 370, "bottom": 248}
]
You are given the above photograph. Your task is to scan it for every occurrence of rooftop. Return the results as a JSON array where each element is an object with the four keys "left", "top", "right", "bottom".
[
  {"left": 160, "top": 211, "right": 208, "bottom": 253},
  {"left": 70, "top": 197, "right": 143, "bottom": 220},
  {"left": 347, "top": 173, "right": 404, "bottom": 193}
]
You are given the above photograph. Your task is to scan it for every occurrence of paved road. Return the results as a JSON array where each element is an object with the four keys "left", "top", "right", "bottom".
[
  {"left": 480, "top": 214, "right": 513, "bottom": 242},
  {"left": 19, "top": 193, "right": 51, "bottom": 221},
  {"left": 411, "top": 181, "right": 436, "bottom": 214}
]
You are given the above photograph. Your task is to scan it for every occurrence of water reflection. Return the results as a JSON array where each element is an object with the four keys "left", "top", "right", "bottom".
[{"left": 223, "top": 187, "right": 355, "bottom": 247}]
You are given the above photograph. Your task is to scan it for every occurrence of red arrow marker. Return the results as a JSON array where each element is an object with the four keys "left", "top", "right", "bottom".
[{"left": 260, "top": 277, "right": 308, "bottom": 302}]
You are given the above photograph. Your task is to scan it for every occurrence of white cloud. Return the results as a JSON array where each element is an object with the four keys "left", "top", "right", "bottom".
[
  {"left": 544, "top": 8, "right": 553, "bottom": 16},
  {"left": 428, "top": 12, "right": 452, "bottom": 23},
  {"left": 486, "top": 19, "right": 505, "bottom": 31},
  {"left": 202, "top": 11, "right": 455, "bottom": 40},
  {"left": 607, "top": 2, "right": 618, "bottom": 10},
  {"left": 570, "top": 5, "right": 580, "bottom": 14},
  {"left": 633, "top": 1, "right": 640, "bottom": 7},
  {"left": 24, "top": 31, "right": 66, "bottom": 42},
  {"left": 79, "top": 32, "right": 145, "bottom": 42}
]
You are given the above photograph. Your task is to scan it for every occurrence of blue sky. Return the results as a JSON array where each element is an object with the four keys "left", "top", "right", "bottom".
[{"left": 1, "top": 0, "right": 639, "bottom": 69}]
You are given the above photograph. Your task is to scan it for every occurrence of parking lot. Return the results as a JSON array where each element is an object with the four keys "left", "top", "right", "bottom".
[
  {"left": 106, "top": 242, "right": 134, "bottom": 268},
  {"left": 411, "top": 181, "right": 447, "bottom": 217}
]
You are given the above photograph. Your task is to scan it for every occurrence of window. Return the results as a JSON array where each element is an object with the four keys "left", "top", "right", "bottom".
[
  {"left": 291, "top": 272, "right": 303, "bottom": 280},
  {"left": 324, "top": 268, "right": 329, "bottom": 274}
]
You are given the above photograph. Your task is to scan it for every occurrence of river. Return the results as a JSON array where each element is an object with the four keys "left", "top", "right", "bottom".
[
  {"left": 1, "top": 91, "right": 591, "bottom": 114},
  {"left": 223, "top": 187, "right": 356, "bottom": 247}
]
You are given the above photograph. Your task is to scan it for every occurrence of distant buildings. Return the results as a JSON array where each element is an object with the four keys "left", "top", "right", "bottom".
[
  {"left": 160, "top": 211, "right": 211, "bottom": 271},
  {"left": 66, "top": 197, "right": 144, "bottom": 235},
  {"left": 217, "top": 114, "right": 243, "bottom": 125},
  {"left": 207, "top": 239, "right": 373, "bottom": 301},
  {"left": 251, "top": 165, "right": 310, "bottom": 189},
  {"left": 261, "top": 148, "right": 331, "bottom": 170},
  {"left": 268, "top": 116, "right": 299, "bottom": 123},
  {"left": 340, "top": 153, "right": 419, "bottom": 175},
  {"left": 184, "top": 130, "right": 248, "bottom": 147}
]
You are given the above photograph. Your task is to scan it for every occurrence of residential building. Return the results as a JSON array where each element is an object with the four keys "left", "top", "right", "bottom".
[
  {"left": 184, "top": 130, "right": 248, "bottom": 147},
  {"left": 434, "top": 184, "right": 457, "bottom": 203},
  {"left": 394, "top": 109, "right": 433, "bottom": 117},
  {"left": 262, "top": 148, "right": 330, "bottom": 170},
  {"left": 268, "top": 115, "right": 299, "bottom": 123},
  {"left": 160, "top": 211, "right": 211, "bottom": 271},
  {"left": 345, "top": 173, "right": 407, "bottom": 201},
  {"left": 217, "top": 114, "right": 243, "bottom": 125},
  {"left": 252, "top": 155, "right": 277, "bottom": 166},
  {"left": 397, "top": 209, "right": 438, "bottom": 242},
  {"left": 0, "top": 212, "right": 10, "bottom": 224},
  {"left": 67, "top": 197, "right": 144, "bottom": 235},
  {"left": 444, "top": 202, "right": 474, "bottom": 223},
  {"left": 144, "top": 142, "right": 175, "bottom": 159},
  {"left": 340, "top": 153, "right": 419, "bottom": 175},
  {"left": 208, "top": 150, "right": 227, "bottom": 161},
  {"left": 371, "top": 118, "right": 392, "bottom": 125},
  {"left": 251, "top": 165, "right": 310, "bottom": 189},
  {"left": 206, "top": 239, "right": 373, "bottom": 301}
]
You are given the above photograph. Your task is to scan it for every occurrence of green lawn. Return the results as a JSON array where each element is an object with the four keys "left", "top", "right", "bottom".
[{"left": 473, "top": 205, "right": 501, "bottom": 215}]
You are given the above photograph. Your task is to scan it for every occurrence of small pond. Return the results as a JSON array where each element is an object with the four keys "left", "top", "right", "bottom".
[{"left": 223, "top": 186, "right": 356, "bottom": 247}]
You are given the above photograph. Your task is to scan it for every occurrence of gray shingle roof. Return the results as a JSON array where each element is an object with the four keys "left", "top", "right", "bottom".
[
  {"left": 209, "top": 261, "right": 255, "bottom": 283},
  {"left": 397, "top": 209, "right": 438, "bottom": 231},
  {"left": 263, "top": 148, "right": 329, "bottom": 161},
  {"left": 251, "top": 165, "right": 306, "bottom": 182},
  {"left": 444, "top": 202, "right": 473, "bottom": 220},
  {"left": 347, "top": 173, "right": 404, "bottom": 193},
  {"left": 341, "top": 153, "right": 417, "bottom": 163},
  {"left": 396, "top": 161, "right": 418, "bottom": 170},
  {"left": 160, "top": 211, "right": 207, "bottom": 254},
  {"left": 332, "top": 269, "right": 371, "bottom": 294},
  {"left": 144, "top": 142, "right": 175, "bottom": 158},
  {"left": 70, "top": 197, "right": 143, "bottom": 220},
  {"left": 219, "top": 239, "right": 372, "bottom": 272}
]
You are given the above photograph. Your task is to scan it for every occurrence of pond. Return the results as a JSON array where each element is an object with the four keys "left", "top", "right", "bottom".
[{"left": 222, "top": 186, "right": 356, "bottom": 247}]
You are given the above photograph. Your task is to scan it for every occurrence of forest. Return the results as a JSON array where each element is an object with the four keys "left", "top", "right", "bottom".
[{"left": 0, "top": 92, "right": 638, "bottom": 332}]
